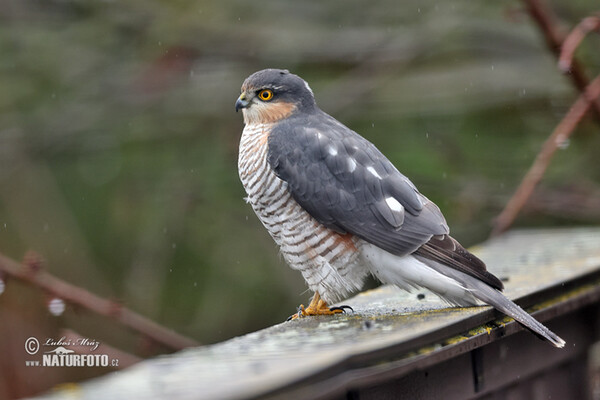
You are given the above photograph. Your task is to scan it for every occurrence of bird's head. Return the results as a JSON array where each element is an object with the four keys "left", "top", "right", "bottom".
[{"left": 236, "top": 69, "right": 316, "bottom": 125}]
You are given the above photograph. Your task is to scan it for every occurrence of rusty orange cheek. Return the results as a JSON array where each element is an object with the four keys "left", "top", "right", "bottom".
[{"left": 256, "top": 102, "right": 296, "bottom": 123}]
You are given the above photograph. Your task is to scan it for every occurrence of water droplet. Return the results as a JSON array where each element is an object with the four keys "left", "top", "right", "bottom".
[
  {"left": 425, "top": 132, "right": 429, "bottom": 139},
  {"left": 0, "top": 279, "right": 5, "bottom": 295},
  {"left": 442, "top": 172, "right": 447, "bottom": 179},
  {"left": 371, "top": 123, "right": 375, "bottom": 128},
  {"left": 557, "top": 138, "right": 570, "bottom": 149},
  {"left": 172, "top": 243, "right": 177, "bottom": 249},
  {"left": 48, "top": 298, "right": 65, "bottom": 316},
  {"left": 193, "top": 282, "right": 198, "bottom": 287},
  {"left": 491, "top": 65, "right": 495, "bottom": 71}
]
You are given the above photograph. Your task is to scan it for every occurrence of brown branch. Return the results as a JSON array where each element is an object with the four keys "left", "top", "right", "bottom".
[
  {"left": 559, "top": 16, "right": 600, "bottom": 72},
  {"left": 521, "top": 0, "right": 600, "bottom": 118},
  {"left": 60, "top": 328, "right": 143, "bottom": 369},
  {"left": 491, "top": 74, "right": 600, "bottom": 236},
  {"left": 0, "top": 251, "right": 199, "bottom": 350}
]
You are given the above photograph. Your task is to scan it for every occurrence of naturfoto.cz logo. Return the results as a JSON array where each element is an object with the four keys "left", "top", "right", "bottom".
[{"left": 24, "top": 336, "right": 119, "bottom": 368}]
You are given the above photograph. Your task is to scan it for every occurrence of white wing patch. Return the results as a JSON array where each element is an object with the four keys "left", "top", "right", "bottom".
[
  {"left": 385, "top": 196, "right": 404, "bottom": 213},
  {"left": 367, "top": 166, "right": 382, "bottom": 179},
  {"left": 347, "top": 158, "right": 357, "bottom": 172}
]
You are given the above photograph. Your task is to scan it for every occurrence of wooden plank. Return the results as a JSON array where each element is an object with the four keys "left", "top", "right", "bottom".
[{"left": 30, "top": 228, "right": 600, "bottom": 400}]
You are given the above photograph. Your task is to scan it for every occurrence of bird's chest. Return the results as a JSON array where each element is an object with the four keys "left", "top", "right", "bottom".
[
  {"left": 238, "top": 124, "right": 295, "bottom": 242},
  {"left": 238, "top": 123, "right": 366, "bottom": 301}
]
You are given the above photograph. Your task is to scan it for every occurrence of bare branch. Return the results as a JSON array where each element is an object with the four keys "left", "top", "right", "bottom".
[
  {"left": 60, "top": 329, "right": 143, "bottom": 369},
  {"left": 521, "top": 0, "right": 600, "bottom": 118},
  {"left": 492, "top": 74, "right": 600, "bottom": 236},
  {"left": 559, "top": 15, "right": 600, "bottom": 72},
  {"left": 0, "top": 251, "right": 199, "bottom": 350}
]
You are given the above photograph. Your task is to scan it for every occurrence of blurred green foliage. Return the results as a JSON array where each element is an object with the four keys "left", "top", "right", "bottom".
[{"left": 0, "top": 0, "right": 599, "bottom": 346}]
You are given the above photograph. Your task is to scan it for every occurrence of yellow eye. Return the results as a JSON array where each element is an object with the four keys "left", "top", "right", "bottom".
[{"left": 258, "top": 89, "right": 274, "bottom": 101}]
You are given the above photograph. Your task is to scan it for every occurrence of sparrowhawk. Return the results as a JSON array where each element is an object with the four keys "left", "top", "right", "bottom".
[{"left": 236, "top": 68, "right": 564, "bottom": 348}]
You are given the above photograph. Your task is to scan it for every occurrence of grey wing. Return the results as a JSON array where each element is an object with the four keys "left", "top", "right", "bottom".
[{"left": 267, "top": 111, "right": 449, "bottom": 256}]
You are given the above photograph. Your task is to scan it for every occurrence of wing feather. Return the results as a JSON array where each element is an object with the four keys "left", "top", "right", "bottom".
[
  {"left": 267, "top": 110, "right": 446, "bottom": 255},
  {"left": 267, "top": 109, "right": 501, "bottom": 289}
]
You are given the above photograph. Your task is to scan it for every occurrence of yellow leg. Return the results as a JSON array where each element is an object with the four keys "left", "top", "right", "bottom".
[{"left": 287, "top": 292, "right": 351, "bottom": 320}]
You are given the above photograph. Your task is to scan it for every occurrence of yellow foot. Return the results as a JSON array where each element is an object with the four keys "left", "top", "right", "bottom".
[{"left": 286, "top": 292, "right": 353, "bottom": 321}]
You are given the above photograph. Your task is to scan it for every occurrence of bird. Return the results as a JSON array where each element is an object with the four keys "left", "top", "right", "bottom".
[{"left": 235, "top": 68, "right": 565, "bottom": 348}]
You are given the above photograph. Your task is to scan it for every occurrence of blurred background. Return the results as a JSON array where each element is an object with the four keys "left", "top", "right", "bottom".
[{"left": 0, "top": 0, "right": 599, "bottom": 397}]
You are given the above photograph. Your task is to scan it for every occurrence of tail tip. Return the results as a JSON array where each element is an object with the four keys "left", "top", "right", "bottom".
[{"left": 550, "top": 336, "right": 566, "bottom": 348}]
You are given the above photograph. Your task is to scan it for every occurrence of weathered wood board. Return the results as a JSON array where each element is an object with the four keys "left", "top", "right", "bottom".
[{"left": 31, "top": 228, "right": 600, "bottom": 400}]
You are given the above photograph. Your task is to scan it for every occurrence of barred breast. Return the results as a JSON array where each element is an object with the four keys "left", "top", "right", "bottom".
[{"left": 238, "top": 123, "right": 368, "bottom": 303}]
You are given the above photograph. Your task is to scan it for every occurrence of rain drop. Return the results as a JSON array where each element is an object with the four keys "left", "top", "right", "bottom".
[
  {"left": 0, "top": 279, "right": 5, "bottom": 295},
  {"left": 557, "top": 138, "right": 570, "bottom": 150},
  {"left": 48, "top": 298, "right": 66, "bottom": 316},
  {"left": 193, "top": 282, "right": 198, "bottom": 287}
]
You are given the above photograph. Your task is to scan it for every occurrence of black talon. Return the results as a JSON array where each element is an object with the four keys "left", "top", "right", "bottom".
[
  {"left": 330, "top": 305, "right": 354, "bottom": 313},
  {"left": 286, "top": 306, "right": 304, "bottom": 321}
]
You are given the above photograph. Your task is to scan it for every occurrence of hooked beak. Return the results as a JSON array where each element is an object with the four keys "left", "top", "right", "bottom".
[{"left": 235, "top": 93, "right": 250, "bottom": 112}]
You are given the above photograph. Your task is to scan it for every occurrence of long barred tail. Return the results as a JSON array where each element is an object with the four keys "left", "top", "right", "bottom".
[{"left": 417, "top": 256, "right": 566, "bottom": 348}]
